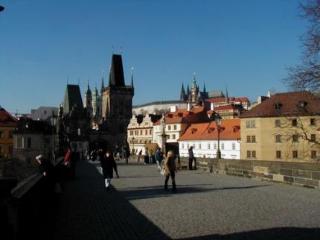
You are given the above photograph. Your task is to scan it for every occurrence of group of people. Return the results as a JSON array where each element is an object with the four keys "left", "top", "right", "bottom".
[{"left": 35, "top": 143, "right": 179, "bottom": 193}]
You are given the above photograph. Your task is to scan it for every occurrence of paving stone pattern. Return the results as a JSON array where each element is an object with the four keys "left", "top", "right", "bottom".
[{"left": 53, "top": 159, "right": 320, "bottom": 240}]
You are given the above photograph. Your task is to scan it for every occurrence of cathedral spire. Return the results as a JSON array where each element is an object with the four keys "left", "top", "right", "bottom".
[
  {"left": 180, "top": 83, "right": 186, "bottom": 101},
  {"left": 203, "top": 83, "right": 206, "bottom": 93},
  {"left": 225, "top": 87, "right": 229, "bottom": 103},
  {"left": 101, "top": 77, "right": 105, "bottom": 93}
]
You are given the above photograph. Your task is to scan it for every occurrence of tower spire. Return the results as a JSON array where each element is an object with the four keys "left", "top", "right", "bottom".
[
  {"left": 180, "top": 83, "right": 186, "bottom": 101},
  {"left": 131, "top": 67, "right": 134, "bottom": 88},
  {"left": 101, "top": 77, "right": 105, "bottom": 93}
]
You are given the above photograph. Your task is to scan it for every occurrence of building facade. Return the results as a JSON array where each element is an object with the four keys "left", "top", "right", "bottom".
[
  {"left": 127, "top": 115, "right": 153, "bottom": 155},
  {"left": 240, "top": 91, "right": 320, "bottom": 162},
  {"left": 178, "top": 119, "right": 241, "bottom": 159},
  {"left": 0, "top": 107, "right": 17, "bottom": 158}
]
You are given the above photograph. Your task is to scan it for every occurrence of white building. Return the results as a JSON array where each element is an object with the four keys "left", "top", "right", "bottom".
[{"left": 178, "top": 119, "right": 241, "bottom": 159}]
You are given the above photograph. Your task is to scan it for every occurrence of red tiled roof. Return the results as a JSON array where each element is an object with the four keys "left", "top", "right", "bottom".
[
  {"left": 164, "top": 105, "right": 208, "bottom": 124},
  {"left": 178, "top": 119, "right": 240, "bottom": 141},
  {"left": 0, "top": 108, "right": 17, "bottom": 127},
  {"left": 240, "top": 91, "right": 320, "bottom": 118}
]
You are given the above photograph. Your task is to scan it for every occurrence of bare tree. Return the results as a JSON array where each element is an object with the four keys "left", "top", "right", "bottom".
[{"left": 286, "top": 1, "right": 320, "bottom": 92}]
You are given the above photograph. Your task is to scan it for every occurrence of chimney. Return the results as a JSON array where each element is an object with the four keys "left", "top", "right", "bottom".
[{"left": 170, "top": 105, "right": 177, "bottom": 112}]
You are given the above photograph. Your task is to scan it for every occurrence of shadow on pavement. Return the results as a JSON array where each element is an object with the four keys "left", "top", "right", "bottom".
[
  {"left": 52, "top": 160, "right": 170, "bottom": 240},
  {"left": 119, "top": 184, "right": 271, "bottom": 201},
  {"left": 178, "top": 227, "right": 320, "bottom": 240}
]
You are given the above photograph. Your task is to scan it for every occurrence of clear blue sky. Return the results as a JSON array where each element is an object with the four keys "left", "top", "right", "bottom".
[{"left": 0, "top": 0, "right": 307, "bottom": 113}]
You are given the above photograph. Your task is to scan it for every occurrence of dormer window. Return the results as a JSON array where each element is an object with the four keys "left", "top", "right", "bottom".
[
  {"left": 298, "top": 101, "right": 308, "bottom": 108},
  {"left": 274, "top": 102, "right": 282, "bottom": 110}
]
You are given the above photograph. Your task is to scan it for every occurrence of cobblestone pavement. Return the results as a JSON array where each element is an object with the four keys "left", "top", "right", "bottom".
[{"left": 53, "top": 159, "right": 320, "bottom": 240}]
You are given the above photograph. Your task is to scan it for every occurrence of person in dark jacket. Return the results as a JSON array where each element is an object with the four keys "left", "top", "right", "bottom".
[{"left": 100, "top": 149, "right": 119, "bottom": 189}]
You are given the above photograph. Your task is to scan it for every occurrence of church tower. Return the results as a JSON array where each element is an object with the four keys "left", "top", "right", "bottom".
[
  {"left": 85, "top": 83, "right": 93, "bottom": 117},
  {"left": 101, "top": 54, "right": 134, "bottom": 141},
  {"left": 190, "top": 73, "right": 199, "bottom": 103}
]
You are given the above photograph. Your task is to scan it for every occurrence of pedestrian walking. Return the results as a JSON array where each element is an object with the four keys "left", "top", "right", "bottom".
[
  {"left": 137, "top": 149, "right": 142, "bottom": 163},
  {"left": 100, "top": 149, "right": 119, "bottom": 190},
  {"left": 163, "top": 150, "right": 177, "bottom": 192},
  {"left": 155, "top": 147, "right": 164, "bottom": 170},
  {"left": 188, "top": 146, "right": 196, "bottom": 170}
]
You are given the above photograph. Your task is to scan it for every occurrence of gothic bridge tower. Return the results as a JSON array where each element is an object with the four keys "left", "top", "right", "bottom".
[{"left": 101, "top": 54, "right": 134, "bottom": 144}]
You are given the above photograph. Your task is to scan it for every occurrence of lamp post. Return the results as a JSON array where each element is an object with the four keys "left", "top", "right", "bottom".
[
  {"left": 160, "top": 115, "right": 168, "bottom": 154},
  {"left": 209, "top": 112, "right": 222, "bottom": 159}
]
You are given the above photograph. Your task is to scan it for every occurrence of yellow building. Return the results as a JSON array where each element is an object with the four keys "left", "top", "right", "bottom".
[
  {"left": 240, "top": 92, "right": 320, "bottom": 162},
  {"left": 0, "top": 107, "right": 17, "bottom": 158}
]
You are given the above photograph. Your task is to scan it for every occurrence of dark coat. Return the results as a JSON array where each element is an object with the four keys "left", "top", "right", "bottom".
[{"left": 100, "top": 154, "right": 118, "bottom": 179}]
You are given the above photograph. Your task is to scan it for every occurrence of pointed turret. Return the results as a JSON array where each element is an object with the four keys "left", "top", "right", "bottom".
[
  {"left": 100, "top": 78, "right": 105, "bottom": 94},
  {"left": 180, "top": 83, "right": 186, "bottom": 101},
  {"left": 225, "top": 87, "right": 229, "bottom": 103},
  {"left": 203, "top": 83, "right": 206, "bottom": 93},
  {"left": 109, "top": 54, "right": 125, "bottom": 87}
]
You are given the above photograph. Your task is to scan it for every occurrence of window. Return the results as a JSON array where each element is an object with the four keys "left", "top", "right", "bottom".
[
  {"left": 247, "top": 136, "right": 256, "bottom": 143},
  {"left": 252, "top": 151, "right": 256, "bottom": 158},
  {"left": 168, "top": 125, "right": 171, "bottom": 130},
  {"left": 232, "top": 143, "right": 236, "bottom": 150},
  {"left": 174, "top": 125, "right": 177, "bottom": 130},
  {"left": 17, "top": 136, "right": 24, "bottom": 149},
  {"left": 292, "top": 150, "right": 298, "bottom": 158},
  {"left": 221, "top": 143, "right": 224, "bottom": 150},
  {"left": 310, "top": 118, "right": 316, "bottom": 126},
  {"left": 181, "top": 144, "right": 184, "bottom": 149},
  {"left": 145, "top": 129, "right": 148, "bottom": 135},
  {"left": 292, "top": 119, "right": 297, "bottom": 127},
  {"left": 275, "top": 135, "right": 281, "bottom": 143},
  {"left": 172, "top": 134, "right": 176, "bottom": 140},
  {"left": 214, "top": 144, "right": 217, "bottom": 150},
  {"left": 130, "top": 130, "right": 133, "bottom": 136},
  {"left": 140, "top": 130, "right": 142, "bottom": 135},
  {"left": 276, "top": 150, "right": 281, "bottom": 159},
  {"left": 292, "top": 135, "right": 299, "bottom": 142},
  {"left": 167, "top": 135, "right": 170, "bottom": 139},
  {"left": 199, "top": 144, "right": 201, "bottom": 149},
  {"left": 246, "top": 120, "right": 256, "bottom": 128},
  {"left": 208, "top": 143, "right": 211, "bottom": 150},
  {"left": 275, "top": 119, "right": 281, "bottom": 127},
  {"left": 311, "top": 151, "right": 317, "bottom": 159},
  {"left": 247, "top": 151, "right": 251, "bottom": 158},
  {"left": 9, "top": 131, "right": 13, "bottom": 138},
  {"left": 311, "top": 134, "right": 316, "bottom": 142},
  {"left": 149, "top": 129, "right": 152, "bottom": 135}
]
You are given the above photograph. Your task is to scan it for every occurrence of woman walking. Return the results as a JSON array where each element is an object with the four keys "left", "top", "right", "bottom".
[
  {"left": 100, "top": 149, "right": 119, "bottom": 190},
  {"left": 163, "top": 150, "right": 177, "bottom": 192}
]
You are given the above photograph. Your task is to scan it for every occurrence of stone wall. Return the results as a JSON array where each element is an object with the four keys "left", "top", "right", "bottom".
[{"left": 179, "top": 157, "right": 320, "bottom": 189}]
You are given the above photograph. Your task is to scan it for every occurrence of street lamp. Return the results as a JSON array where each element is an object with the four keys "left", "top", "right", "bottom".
[
  {"left": 160, "top": 115, "right": 168, "bottom": 154},
  {"left": 209, "top": 112, "right": 222, "bottom": 159}
]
